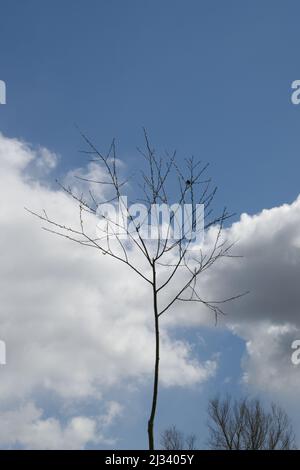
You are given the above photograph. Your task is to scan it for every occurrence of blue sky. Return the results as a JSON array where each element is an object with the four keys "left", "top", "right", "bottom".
[
  {"left": 1, "top": 0, "right": 300, "bottom": 215},
  {"left": 1, "top": 0, "right": 300, "bottom": 449}
]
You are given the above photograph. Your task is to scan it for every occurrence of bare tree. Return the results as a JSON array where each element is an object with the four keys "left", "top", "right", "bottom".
[
  {"left": 27, "top": 130, "right": 245, "bottom": 449},
  {"left": 160, "top": 425, "right": 197, "bottom": 450},
  {"left": 207, "top": 396, "right": 297, "bottom": 450}
]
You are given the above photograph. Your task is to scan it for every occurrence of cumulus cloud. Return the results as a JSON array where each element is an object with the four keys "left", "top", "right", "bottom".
[
  {"left": 201, "top": 199, "right": 300, "bottom": 328},
  {"left": 238, "top": 323, "right": 300, "bottom": 393},
  {"left": 0, "top": 132, "right": 217, "bottom": 448},
  {"left": 215, "top": 202, "right": 300, "bottom": 397},
  {"left": 167, "top": 197, "right": 300, "bottom": 397},
  {"left": 0, "top": 401, "right": 122, "bottom": 449}
]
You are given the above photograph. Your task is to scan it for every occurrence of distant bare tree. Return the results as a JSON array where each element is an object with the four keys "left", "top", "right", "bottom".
[
  {"left": 160, "top": 425, "right": 197, "bottom": 450},
  {"left": 207, "top": 396, "right": 297, "bottom": 450},
  {"left": 27, "top": 129, "right": 245, "bottom": 449}
]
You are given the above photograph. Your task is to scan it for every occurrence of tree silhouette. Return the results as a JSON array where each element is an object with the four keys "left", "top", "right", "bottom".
[
  {"left": 160, "top": 425, "right": 197, "bottom": 450},
  {"left": 27, "top": 130, "right": 244, "bottom": 449},
  {"left": 207, "top": 396, "right": 296, "bottom": 450}
]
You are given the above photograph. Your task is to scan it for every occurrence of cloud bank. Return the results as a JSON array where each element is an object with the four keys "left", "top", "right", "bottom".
[{"left": 1, "top": 132, "right": 300, "bottom": 448}]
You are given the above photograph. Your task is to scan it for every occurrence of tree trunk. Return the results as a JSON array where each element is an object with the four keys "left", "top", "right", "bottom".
[{"left": 148, "top": 265, "right": 160, "bottom": 450}]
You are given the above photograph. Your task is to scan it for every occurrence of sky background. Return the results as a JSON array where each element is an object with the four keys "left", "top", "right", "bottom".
[{"left": 0, "top": 0, "right": 300, "bottom": 449}]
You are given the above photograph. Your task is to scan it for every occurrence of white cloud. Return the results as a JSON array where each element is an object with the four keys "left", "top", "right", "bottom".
[
  {"left": 216, "top": 202, "right": 300, "bottom": 397},
  {"left": 235, "top": 322, "right": 300, "bottom": 393},
  {"left": 0, "top": 401, "right": 122, "bottom": 449},
  {"left": 165, "top": 196, "right": 300, "bottom": 397}
]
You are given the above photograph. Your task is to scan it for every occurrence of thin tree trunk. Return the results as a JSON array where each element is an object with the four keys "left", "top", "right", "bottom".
[{"left": 148, "top": 264, "right": 160, "bottom": 450}]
